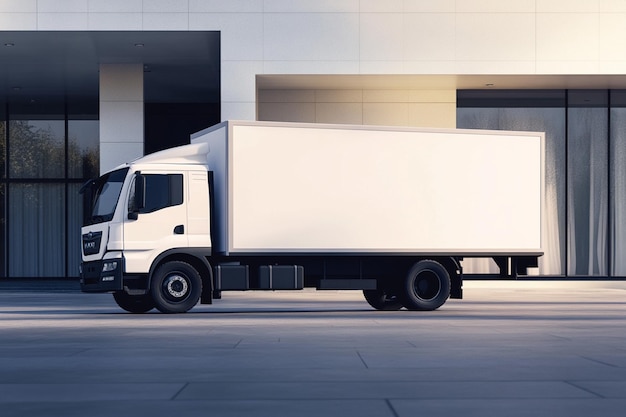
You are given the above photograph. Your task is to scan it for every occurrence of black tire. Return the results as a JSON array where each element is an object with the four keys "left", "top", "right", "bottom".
[
  {"left": 150, "top": 261, "right": 202, "bottom": 313},
  {"left": 401, "top": 260, "right": 450, "bottom": 311},
  {"left": 113, "top": 292, "right": 155, "bottom": 313},
  {"left": 363, "top": 289, "right": 404, "bottom": 311}
]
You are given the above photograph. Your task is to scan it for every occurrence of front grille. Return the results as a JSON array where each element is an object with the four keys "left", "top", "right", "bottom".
[{"left": 82, "top": 231, "right": 102, "bottom": 255}]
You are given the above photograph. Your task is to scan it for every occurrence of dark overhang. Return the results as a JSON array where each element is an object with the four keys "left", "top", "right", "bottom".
[{"left": 0, "top": 31, "right": 220, "bottom": 107}]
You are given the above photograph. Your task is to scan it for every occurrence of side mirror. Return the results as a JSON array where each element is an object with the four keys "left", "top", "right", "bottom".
[
  {"left": 79, "top": 179, "right": 96, "bottom": 226},
  {"left": 128, "top": 173, "right": 145, "bottom": 220}
]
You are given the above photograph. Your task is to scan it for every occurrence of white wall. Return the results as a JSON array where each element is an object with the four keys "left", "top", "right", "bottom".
[
  {"left": 99, "top": 63, "right": 144, "bottom": 173},
  {"left": 2, "top": 1, "right": 626, "bottom": 125},
  {"left": 257, "top": 88, "right": 456, "bottom": 128}
]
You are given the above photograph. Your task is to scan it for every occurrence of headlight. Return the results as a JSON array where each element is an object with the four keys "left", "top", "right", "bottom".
[{"left": 102, "top": 261, "right": 118, "bottom": 272}]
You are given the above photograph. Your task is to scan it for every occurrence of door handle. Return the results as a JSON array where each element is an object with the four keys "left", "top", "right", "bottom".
[{"left": 174, "top": 225, "right": 185, "bottom": 234}]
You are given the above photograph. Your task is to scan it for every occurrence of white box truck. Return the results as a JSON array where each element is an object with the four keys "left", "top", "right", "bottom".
[{"left": 79, "top": 120, "right": 544, "bottom": 313}]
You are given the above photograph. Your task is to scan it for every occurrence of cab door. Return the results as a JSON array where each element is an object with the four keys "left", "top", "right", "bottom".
[{"left": 123, "top": 171, "right": 188, "bottom": 273}]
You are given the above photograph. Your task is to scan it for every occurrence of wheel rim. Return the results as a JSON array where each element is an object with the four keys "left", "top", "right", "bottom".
[
  {"left": 412, "top": 269, "right": 441, "bottom": 301},
  {"left": 162, "top": 274, "right": 190, "bottom": 301}
]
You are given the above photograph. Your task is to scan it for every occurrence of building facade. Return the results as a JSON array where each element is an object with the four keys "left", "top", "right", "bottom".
[{"left": 1, "top": 0, "right": 626, "bottom": 278}]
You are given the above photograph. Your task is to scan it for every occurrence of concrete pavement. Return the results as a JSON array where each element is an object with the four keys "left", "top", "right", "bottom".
[{"left": 0, "top": 281, "right": 625, "bottom": 416}]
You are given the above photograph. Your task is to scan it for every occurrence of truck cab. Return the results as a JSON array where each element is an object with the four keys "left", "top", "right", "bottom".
[{"left": 80, "top": 145, "right": 214, "bottom": 313}]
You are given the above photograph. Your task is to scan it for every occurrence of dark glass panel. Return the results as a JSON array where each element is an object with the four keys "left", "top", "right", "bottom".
[
  {"left": 68, "top": 119, "right": 99, "bottom": 179},
  {"left": 8, "top": 118, "right": 65, "bottom": 179},
  {"left": 610, "top": 91, "right": 626, "bottom": 276},
  {"left": 567, "top": 91, "right": 609, "bottom": 276},
  {"left": 8, "top": 183, "right": 65, "bottom": 277},
  {"left": 0, "top": 183, "right": 4, "bottom": 277},
  {"left": 68, "top": 183, "right": 83, "bottom": 277},
  {"left": 0, "top": 104, "right": 5, "bottom": 180}
]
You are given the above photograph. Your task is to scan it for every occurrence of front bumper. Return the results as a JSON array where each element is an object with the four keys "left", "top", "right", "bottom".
[{"left": 80, "top": 259, "right": 123, "bottom": 292}]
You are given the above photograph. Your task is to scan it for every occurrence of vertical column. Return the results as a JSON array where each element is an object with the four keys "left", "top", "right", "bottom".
[{"left": 99, "top": 64, "right": 144, "bottom": 174}]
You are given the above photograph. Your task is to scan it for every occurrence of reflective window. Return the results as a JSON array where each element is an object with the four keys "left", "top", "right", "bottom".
[
  {"left": 9, "top": 118, "right": 65, "bottom": 179},
  {"left": 610, "top": 91, "right": 626, "bottom": 276},
  {"left": 0, "top": 183, "right": 4, "bottom": 278},
  {"left": 0, "top": 109, "right": 5, "bottom": 180},
  {"left": 68, "top": 119, "right": 99, "bottom": 179},
  {"left": 0, "top": 100, "right": 98, "bottom": 278},
  {"left": 8, "top": 183, "right": 65, "bottom": 277},
  {"left": 567, "top": 91, "right": 608, "bottom": 276},
  {"left": 129, "top": 174, "right": 184, "bottom": 214}
]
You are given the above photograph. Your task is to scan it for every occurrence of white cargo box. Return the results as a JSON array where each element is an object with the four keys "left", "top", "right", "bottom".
[{"left": 192, "top": 121, "right": 544, "bottom": 256}]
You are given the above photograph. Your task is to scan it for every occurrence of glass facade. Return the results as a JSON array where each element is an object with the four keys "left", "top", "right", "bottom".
[
  {"left": 458, "top": 89, "right": 626, "bottom": 277},
  {"left": 0, "top": 102, "right": 98, "bottom": 278}
]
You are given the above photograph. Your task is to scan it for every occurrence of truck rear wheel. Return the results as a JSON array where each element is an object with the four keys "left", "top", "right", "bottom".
[
  {"left": 363, "top": 289, "right": 403, "bottom": 311},
  {"left": 151, "top": 261, "right": 202, "bottom": 313},
  {"left": 113, "top": 292, "right": 155, "bottom": 313},
  {"left": 401, "top": 260, "right": 450, "bottom": 311}
]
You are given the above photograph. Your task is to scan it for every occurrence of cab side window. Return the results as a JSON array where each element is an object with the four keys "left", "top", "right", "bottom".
[{"left": 142, "top": 174, "right": 183, "bottom": 213}]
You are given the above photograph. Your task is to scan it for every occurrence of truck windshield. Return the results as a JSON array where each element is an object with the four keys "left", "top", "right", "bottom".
[{"left": 85, "top": 168, "right": 129, "bottom": 225}]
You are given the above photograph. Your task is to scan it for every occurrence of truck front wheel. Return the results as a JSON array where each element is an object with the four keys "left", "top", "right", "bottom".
[
  {"left": 113, "top": 292, "right": 155, "bottom": 313},
  {"left": 151, "top": 261, "right": 202, "bottom": 313},
  {"left": 401, "top": 260, "right": 450, "bottom": 311}
]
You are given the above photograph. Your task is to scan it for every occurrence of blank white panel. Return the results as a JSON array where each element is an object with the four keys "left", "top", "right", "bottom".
[
  {"left": 456, "top": 13, "right": 535, "bottom": 61},
  {"left": 535, "top": 60, "right": 600, "bottom": 74},
  {"left": 142, "top": 0, "right": 188, "bottom": 13},
  {"left": 143, "top": 13, "right": 189, "bottom": 30},
  {"left": 263, "top": 60, "right": 360, "bottom": 74},
  {"left": 364, "top": 90, "right": 409, "bottom": 103},
  {"left": 600, "top": 61, "right": 626, "bottom": 73},
  {"left": 100, "top": 142, "right": 143, "bottom": 174},
  {"left": 315, "top": 90, "right": 363, "bottom": 103},
  {"left": 264, "top": 13, "right": 359, "bottom": 61},
  {"left": 456, "top": 60, "right": 537, "bottom": 74},
  {"left": 537, "top": 0, "right": 599, "bottom": 12},
  {"left": 221, "top": 101, "right": 256, "bottom": 121},
  {"left": 409, "top": 90, "right": 456, "bottom": 103},
  {"left": 360, "top": 0, "right": 402, "bottom": 13},
  {"left": 257, "top": 102, "right": 316, "bottom": 123},
  {"left": 189, "top": 13, "right": 263, "bottom": 60},
  {"left": 0, "top": 0, "right": 36, "bottom": 12},
  {"left": 599, "top": 13, "right": 626, "bottom": 61},
  {"left": 264, "top": 0, "right": 358, "bottom": 13},
  {"left": 404, "top": 13, "right": 455, "bottom": 61},
  {"left": 457, "top": 0, "right": 535, "bottom": 12},
  {"left": 0, "top": 13, "right": 37, "bottom": 28},
  {"left": 408, "top": 103, "right": 456, "bottom": 128},
  {"left": 404, "top": 0, "right": 454, "bottom": 12},
  {"left": 359, "top": 60, "right": 406, "bottom": 74},
  {"left": 38, "top": 0, "right": 87, "bottom": 13},
  {"left": 88, "top": 12, "right": 142, "bottom": 29},
  {"left": 99, "top": 101, "right": 144, "bottom": 143},
  {"left": 88, "top": 0, "right": 141, "bottom": 12},
  {"left": 536, "top": 13, "right": 599, "bottom": 61},
  {"left": 360, "top": 13, "right": 404, "bottom": 61},
  {"left": 189, "top": 0, "right": 263, "bottom": 12},
  {"left": 363, "top": 103, "right": 409, "bottom": 126},
  {"left": 257, "top": 90, "right": 315, "bottom": 103},
  {"left": 221, "top": 61, "right": 263, "bottom": 102},
  {"left": 227, "top": 125, "right": 542, "bottom": 253},
  {"left": 37, "top": 13, "right": 88, "bottom": 29},
  {"left": 601, "top": 0, "right": 626, "bottom": 12},
  {"left": 315, "top": 102, "right": 363, "bottom": 124}
]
